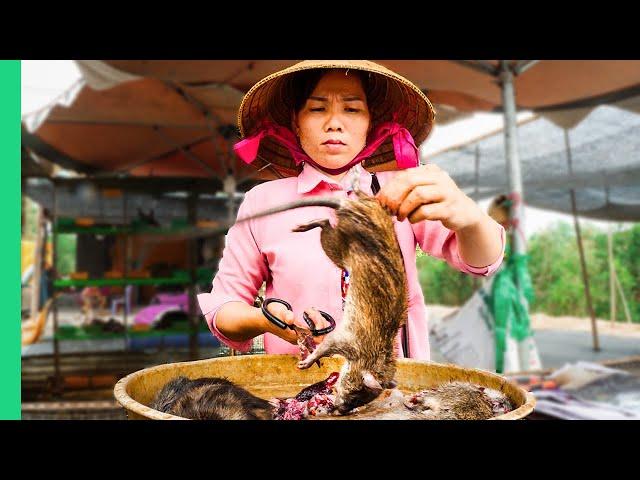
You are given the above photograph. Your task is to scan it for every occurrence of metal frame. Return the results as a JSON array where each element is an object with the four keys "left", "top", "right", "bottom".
[
  {"left": 164, "top": 81, "right": 235, "bottom": 176},
  {"left": 513, "top": 60, "right": 540, "bottom": 76},
  {"left": 22, "top": 127, "right": 100, "bottom": 175},
  {"left": 152, "top": 127, "right": 222, "bottom": 178}
]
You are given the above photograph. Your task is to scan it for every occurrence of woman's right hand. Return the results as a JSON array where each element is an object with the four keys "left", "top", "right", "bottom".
[{"left": 262, "top": 302, "right": 300, "bottom": 345}]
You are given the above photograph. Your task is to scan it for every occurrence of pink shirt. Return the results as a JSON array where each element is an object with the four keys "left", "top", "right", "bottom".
[{"left": 197, "top": 163, "right": 505, "bottom": 360}]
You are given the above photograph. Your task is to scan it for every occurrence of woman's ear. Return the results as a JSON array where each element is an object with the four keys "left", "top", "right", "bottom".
[{"left": 291, "top": 112, "right": 299, "bottom": 137}]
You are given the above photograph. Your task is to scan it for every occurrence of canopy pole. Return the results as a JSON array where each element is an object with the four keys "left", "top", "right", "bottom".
[
  {"left": 224, "top": 175, "right": 237, "bottom": 225},
  {"left": 122, "top": 191, "right": 130, "bottom": 372},
  {"left": 29, "top": 204, "right": 45, "bottom": 321},
  {"left": 564, "top": 129, "right": 600, "bottom": 351},
  {"left": 188, "top": 192, "right": 199, "bottom": 360},
  {"left": 499, "top": 62, "right": 526, "bottom": 263},
  {"left": 615, "top": 270, "right": 633, "bottom": 323},
  {"left": 51, "top": 181, "right": 62, "bottom": 396},
  {"left": 608, "top": 224, "right": 616, "bottom": 326}
]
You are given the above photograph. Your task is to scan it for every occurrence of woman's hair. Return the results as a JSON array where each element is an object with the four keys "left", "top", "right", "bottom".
[{"left": 288, "top": 68, "right": 373, "bottom": 114}]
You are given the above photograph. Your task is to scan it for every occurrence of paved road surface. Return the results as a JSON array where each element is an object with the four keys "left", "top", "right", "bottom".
[{"left": 428, "top": 329, "right": 639, "bottom": 370}]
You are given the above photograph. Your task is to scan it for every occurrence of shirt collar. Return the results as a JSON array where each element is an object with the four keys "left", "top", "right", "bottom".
[{"left": 297, "top": 162, "right": 373, "bottom": 195}]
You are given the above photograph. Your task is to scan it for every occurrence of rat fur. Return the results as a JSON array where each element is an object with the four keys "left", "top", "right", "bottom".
[{"left": 150, "top": 376, "right": 274, "bottom": 420}]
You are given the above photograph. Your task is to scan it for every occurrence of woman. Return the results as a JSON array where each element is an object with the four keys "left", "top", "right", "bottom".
[{"left": 198, "top": 60, "right": 505, "bottom": 360}]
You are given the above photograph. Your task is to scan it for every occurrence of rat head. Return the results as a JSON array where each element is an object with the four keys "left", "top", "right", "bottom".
[{"left": 333, "top": 367, "right": 387, "bottom": 414}]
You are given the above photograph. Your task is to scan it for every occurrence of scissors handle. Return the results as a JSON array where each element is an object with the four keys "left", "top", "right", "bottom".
[
  {"left": 262, "top": 297, "right": 336, "bottom": 337},
  {"left": 261, "top": 298, "right": 294, "bottom": 330},
  {"left": 303, "top": 310, "right": 336, "bottom": 336}
]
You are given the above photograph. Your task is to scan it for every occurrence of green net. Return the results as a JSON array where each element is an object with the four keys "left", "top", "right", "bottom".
[{"left": 489, "top": 244, "right": 536, "bottom": 373}]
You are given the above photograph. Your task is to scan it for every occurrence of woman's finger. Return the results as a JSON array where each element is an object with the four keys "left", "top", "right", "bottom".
[
  {"left": 304, "top": 307, "right": 328, "bottom": 329},
  {"left": 304, "top": 307, "right": 329, "bottom": 345},
  {"left": 396, "top": 185, "right": 445, "bottom": 222},
  {"left": 265, "top": 303, "right": 298, "bottom": 344},
  {"left": 267, "top": 302, "right": 294, "bottom": 325},
  {"left": 376, "top": 165, "right": 442, "bottom": 215},
  {"left": 407, "top": 202, "right": 450, "bottom": 224}
]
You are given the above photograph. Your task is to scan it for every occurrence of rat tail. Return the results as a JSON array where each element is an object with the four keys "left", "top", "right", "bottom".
[{"left": 236, "top": 197, "right": 343, "bottom": 224}]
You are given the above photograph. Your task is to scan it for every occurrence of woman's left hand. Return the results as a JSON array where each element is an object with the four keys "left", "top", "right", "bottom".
[
  {"left": 303, "top": 307, "right": 332, "bottom": 345},
  {"left": 375, "top": 164, "right": 483, "bottom": 231}
]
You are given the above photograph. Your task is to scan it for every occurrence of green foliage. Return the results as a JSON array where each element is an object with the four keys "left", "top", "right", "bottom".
[
  {"left": 55, "top": 234, "right": 76, "bottom": 276},
  {"left": 416, "top": 222, "right": 639, "bottom": 323},
  {"left": 416, "top": 247, "right": 477, "bottom": 306}
]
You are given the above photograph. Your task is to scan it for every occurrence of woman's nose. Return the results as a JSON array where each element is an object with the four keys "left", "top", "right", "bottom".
[{"left": 324, "top": 111, "right": 344, "bottom": 132}]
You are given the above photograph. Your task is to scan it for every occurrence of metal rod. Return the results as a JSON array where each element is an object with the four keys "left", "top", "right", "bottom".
[
  {"left": 533, "top": 82, "right": 640, "bottom": 113},
  {"left": 92, "top": 134, "right": 218, "bottom": 179},
  {"left": 152, "top": 127, "right": 220, "bottom": 178},
  {"left": 513, "top": 60, "right": 540, "bottom": 76},
  {"left": 222, "top": 61, "right": 255, "bottom": 84},
  {"left": 45, "top": 118, "right": 217, "bottom": 128},
  {"left": 49, "top": 175, "right": 223, "bottom": 195},
  {"left": 123, "top": 190, "right": 130, "bottom": 371},
  {"left": 224, "top": 175, "right": 238, "bottom": 225},
  {"left": 187, "top": 193, "right": 199, "bottom": 360},
  {"left": 236, "top": 159, "right": 279, "bottom": 185},
  {"left": 499, "top": 61, "right": 527, "bottom": 261},
  {"left": 52, "top": 181, "right": 62, "bottom": 396},
  {"left": 564, "top": 129, "right": 600, "bottom": 351},
  {"left": 164, "top": 82, "right": 233, "bottom": 175},
  {"left": 30, "top": 205, "right": 45, "bottom": 321},
  {"left": 614, "top": 269, "right": 633, "bottom": 323}
]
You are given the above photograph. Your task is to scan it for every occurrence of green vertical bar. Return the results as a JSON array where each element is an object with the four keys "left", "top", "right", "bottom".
[{"left": 0, "top": 60, "right": 21, "bottom": 419}]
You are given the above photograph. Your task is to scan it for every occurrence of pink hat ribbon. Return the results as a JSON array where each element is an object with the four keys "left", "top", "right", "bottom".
[{"left": 234, "top": 113, "right": 419, "bottom": 175}]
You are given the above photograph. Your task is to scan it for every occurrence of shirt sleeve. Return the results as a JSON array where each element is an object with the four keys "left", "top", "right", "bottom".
[
  {"left": 197, "top": 189, "right": 269, "bottom": 352},
  {"left": 411, "top": 217, "right": 506, "bottom": 277},
  {"left": 373, "top": 170, "right": 505, "bottom": 277}
]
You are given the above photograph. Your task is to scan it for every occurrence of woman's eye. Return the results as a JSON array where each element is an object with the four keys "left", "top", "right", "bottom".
[
  {"left": 345, "top": 108, "right": 360, "bottom": 113},
  {"left": 310, "top": 107, "right": 324, "bottom": 112}
]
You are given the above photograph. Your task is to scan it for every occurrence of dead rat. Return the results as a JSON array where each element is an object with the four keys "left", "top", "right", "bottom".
[
  {"left": 195, "top": 191, "right": 408, "bottom": 415},
  {"left": 150, "top": 376, "right": 274, "bottom": 420},
  {"left": 404, "top": 381, "right": 496, "bottom": 420},
  {"left": 292, "top": 192, "right": 407, "bottom": 414}
]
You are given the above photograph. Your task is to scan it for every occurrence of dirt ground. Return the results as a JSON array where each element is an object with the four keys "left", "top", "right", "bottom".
[
  {"left": 426, "top": 304, "right": 640, "bottom": 339},
  {"left": 530, "top": 312, "right": 640, "bottom": 338}
]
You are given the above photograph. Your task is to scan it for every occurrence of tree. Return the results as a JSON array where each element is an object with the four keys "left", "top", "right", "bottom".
[{"left": 416, "top": 221, "right": 639, "bottom": 323}]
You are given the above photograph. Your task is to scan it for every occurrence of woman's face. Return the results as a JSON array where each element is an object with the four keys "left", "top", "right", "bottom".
[{"left": 293, "top": 70, "right": 371, "bottom": 170}]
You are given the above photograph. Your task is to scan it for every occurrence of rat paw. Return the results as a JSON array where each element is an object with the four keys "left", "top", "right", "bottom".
[{"left": 297, "top": 359, "right": 314, "bottom": 370}]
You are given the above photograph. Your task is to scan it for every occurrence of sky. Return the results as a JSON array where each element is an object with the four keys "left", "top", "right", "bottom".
[{"left": 21, "top": 60, "right": 633, "bottom": 238}]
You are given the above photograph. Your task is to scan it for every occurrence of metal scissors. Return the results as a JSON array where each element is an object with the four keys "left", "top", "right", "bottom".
[
  {"left": 261, "top": 298, "right": 336, "bottom": 336},
  {"left": 261, "top": 298, "right": 336, "bottom": 368}
]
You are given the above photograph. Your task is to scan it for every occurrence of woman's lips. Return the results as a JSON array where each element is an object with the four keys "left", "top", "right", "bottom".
[{"left": 323, "top": 141, "right": 347, "bottom": 153}]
